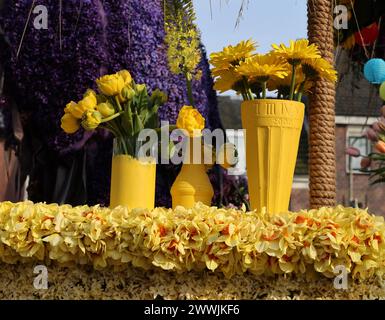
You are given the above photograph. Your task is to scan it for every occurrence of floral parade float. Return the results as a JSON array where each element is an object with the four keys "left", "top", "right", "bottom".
[{"left": 1, "top": 0, "right": 385, "bottom": 300}]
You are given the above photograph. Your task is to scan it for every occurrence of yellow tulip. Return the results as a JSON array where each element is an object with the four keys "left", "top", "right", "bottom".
[
  {"left": 96, "top": 74, "right": 125, "bottom": 96},
  {"left": 61, "top": 113, "right": 80, "bottom": 134},
  {"left": 176, "top": 106, "right": 205, "bottom": 137},
  {"left": 117, "top": 70, "right": 132, "bottom": 86},
  {"left": 79, "top": 94, "right": 97, "bottom": 110},
  {"left": 65, "top": 97, "right": 95, "bottom": 119},
  {"left": 64, "top": 101, "right": 84, "bottom": 119},
  {"left": 97, "top": 102, "right": 115, "bottom": 117},
  {"left": 83, "top": 89, "right": 98, "bottom": 105},
  {"left": 81, "top": 110, "right": 102, "bottom": 131}
]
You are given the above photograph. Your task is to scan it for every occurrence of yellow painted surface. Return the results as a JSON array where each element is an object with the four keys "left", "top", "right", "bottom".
[
  {"left": 241, "top": 99, "right": 305, "bottom": 214},
  {"left": 110, "top": 155, "right": 156, "bottom": 209},
  {"left": 171, "top": 163, "right": 214, "bottom": 209}
]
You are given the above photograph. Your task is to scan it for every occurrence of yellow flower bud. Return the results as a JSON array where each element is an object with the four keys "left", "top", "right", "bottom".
[
  {"left": 176, "top": 106, "right": 205, "bottom": 137},
  {"left": 217, "top": 143, "right": 238, "bottom": 169},
  {"left": 121, "top": 87, "right": 135, "bottom": 100},
  {"left": 81, "top": 110, "right": 102, "bottom": 131},
  {"left": 117, "top": 69, "right": 132, "bottom": 86},
  {"left": 96, "top": 74, "right": 125, "bottom": 96},
  {"left": 135, "top": 83, "right": 146, "bottom": 92},
  {"left": 61, "top": 113, "right": 80, "bottom": 134},
  {"left": 97, "top": 102, "right": 115, "bottom": 117}
]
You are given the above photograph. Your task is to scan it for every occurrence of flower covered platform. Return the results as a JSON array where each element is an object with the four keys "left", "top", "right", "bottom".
[{"left": 1, "top": 202, "right": 385, "bottom": 300}]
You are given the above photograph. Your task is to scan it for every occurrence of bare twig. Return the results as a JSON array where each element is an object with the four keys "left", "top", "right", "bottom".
[{"left": 16, "top": 0, "right": 36, "bottom": 59}]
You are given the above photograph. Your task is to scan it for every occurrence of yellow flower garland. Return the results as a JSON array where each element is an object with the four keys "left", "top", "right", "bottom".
[{"left": 0, "top": 201, "right": 384, "bottom": 280}]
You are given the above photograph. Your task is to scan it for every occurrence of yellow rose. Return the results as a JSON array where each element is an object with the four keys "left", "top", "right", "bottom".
[
  {"left": 117, "top": 70, "right": 132, "bottom": 86},
  {"left": 217, "top": 143, "right": 238, "bottom": 169},
  {"left": 176, "top": 106, "right": 205, "bottom": 137},
  {"left": 97, "top": 102, "right": 115, "bottom": 117},
  {"left": 96, "top": 74, "right": 125, "bottom": 96},
  {"left": 64, "top": 101, "right": 84, "bottom": 119},
  {"left": 61, "top": 113, "right": 80, "bottom": 134},
  {"left": 81, "top": 110, "right": 102, "bottom": 131}
]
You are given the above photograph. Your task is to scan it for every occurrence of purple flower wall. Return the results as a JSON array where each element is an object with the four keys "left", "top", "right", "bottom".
[{"left": 0, "top": 0, "right": 221, "bottom": 206}]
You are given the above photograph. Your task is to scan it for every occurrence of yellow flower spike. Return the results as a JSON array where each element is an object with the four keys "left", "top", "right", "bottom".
[
  {"left": 61, "top": 113, "right": 80, "bottom": 134},
  {"left": 176, "top": 106, "right": 205, "bottom": 137},
  {"left": 96, "top": 73, "right": 125, "bottom": 96}
]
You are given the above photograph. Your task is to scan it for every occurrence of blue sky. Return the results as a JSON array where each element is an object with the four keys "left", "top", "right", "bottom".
[{"left": 194, "top": 0, "right": 307, "bottom": 55}]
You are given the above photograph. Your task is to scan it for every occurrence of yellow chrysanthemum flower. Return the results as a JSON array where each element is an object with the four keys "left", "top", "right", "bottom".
[
  {"left": 236, "top": 54, "right": 289, "bottom": 82},
  {"left": 272, "top": 39, "right": 321, "bottom": 65},
  {"left": 213, "top": 70, "right": 242, "bottom": 93},
  {"left": 210, "top": 39, "right": 257, "bottom": 75},
  {"left": 301, "top": 58, "right": 338, "bottom": 83}
]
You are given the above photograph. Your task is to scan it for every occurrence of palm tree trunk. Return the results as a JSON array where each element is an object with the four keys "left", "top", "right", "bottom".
[{"left": 307, "top": 0, "right": 337, "bottom": 208}]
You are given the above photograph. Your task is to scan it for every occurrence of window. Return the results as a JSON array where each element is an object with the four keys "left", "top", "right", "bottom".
[{"left": 346, "top": 126, "right": 371, "bottom": 174}]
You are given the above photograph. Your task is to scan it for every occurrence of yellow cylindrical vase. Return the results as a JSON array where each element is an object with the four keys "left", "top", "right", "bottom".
[
  {"left": 110, "top": 155, "right": 156, "bottom": 209},
  {"left": 241, "top": 99, "right": 305, "bottom": 214}
]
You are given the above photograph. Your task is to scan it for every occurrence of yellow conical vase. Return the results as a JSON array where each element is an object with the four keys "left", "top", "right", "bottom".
[
  {"left": 110, "top": 155, "right": 156, "bottom": 210},
  {"left": 170, "top": 137, "right": 214, "bottom": 209},
  {"left": 241, "top": 99, "right": 305, "bottom": 214}
]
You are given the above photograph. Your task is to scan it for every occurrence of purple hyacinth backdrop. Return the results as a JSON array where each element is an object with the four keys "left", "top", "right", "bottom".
[{"left": 0, "top": 0, "right": 222, "bottom": 207}]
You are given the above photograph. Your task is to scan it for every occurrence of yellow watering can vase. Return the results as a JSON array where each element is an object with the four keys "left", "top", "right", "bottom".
[
  {"left": 171, "top": 163, "right": 214, "bottom": 209},
  {"left": 171, "top": 137, "right": 214, "bottom": 209},
  {"left": 241, "top": 99, "right": 305, "bottom": 214}
]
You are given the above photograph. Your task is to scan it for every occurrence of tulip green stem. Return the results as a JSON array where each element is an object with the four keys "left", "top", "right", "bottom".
[
  {"left": 115, "top": 96, "right": 123, "bottom": 112},
  {"left": 100, "top": 111, "right": 123, "bottom": 123}
]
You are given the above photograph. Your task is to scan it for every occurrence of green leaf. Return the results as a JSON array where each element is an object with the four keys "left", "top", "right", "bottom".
[{"left": 133, "top": 113, "right": 144, "bottom": 135}]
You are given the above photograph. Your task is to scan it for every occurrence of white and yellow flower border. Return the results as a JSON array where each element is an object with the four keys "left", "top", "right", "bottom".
[{"left": 0, "top": 201, "right": 385, "bottom": 280}]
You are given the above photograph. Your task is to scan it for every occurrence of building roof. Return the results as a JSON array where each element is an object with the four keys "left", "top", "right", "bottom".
[{"left": 335, "top": 50, "right": 382, "bottom": 117}]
